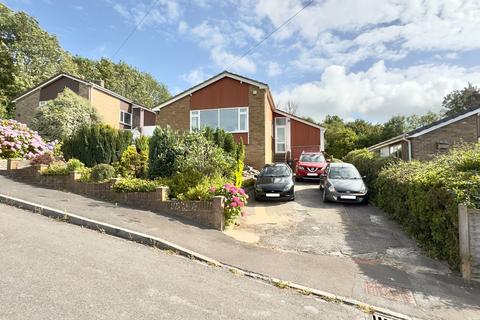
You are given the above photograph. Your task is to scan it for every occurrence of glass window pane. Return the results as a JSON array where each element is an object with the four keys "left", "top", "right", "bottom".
[
  {"left": 276, "top": 127, "right": 285, "bottom": 142},
  {"left": 239, "top": 113, "right": 247, "bottom": 131},
  {"left": 124, "top": 112, "right": 131, "bottom": 125},
  {"left": 200, "top": 110, "right": 218, "bottom": 129},
  {"left": 275, "top": 118, "right": 286, "bottom": 126},
  {"left": 191, "top": 116, "right": 199, "bottom": 130},
  {"left": 277, "top": 143, "right": 286, "bottom": 152},
  {"left": 219, "top": 109, "right": 238, "bottom": 132}
]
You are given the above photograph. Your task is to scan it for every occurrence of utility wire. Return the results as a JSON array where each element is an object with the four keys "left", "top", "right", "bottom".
[
  {"left": 225, "top": 0, "right": 315, "bottom": 70},
  {"left": 111, "top": 0, "right": 161, "bottom": 60}
]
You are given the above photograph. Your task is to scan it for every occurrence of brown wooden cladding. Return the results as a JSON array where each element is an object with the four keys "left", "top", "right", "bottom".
[
  {"left": 233, "top": 133, "right": 249, "bottom": 145},
  {"left": 191, "top": 77, "right": 249, "bottom": 110},
  {"left": 40, "top": 76, "right": 81, "bottom": 101},
  {"left": 290, "top": 118, "right": 320, "bottom": 147},
  {"left": 143, "top": 109, "right": 156, "bottom": 126}
]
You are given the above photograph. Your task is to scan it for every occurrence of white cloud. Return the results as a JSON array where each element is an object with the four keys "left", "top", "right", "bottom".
[
  {"left": 181, "top": 68, "right": 206, "bottom": 85},
  {"left": 274, "top": 61, "right": 480, "bottom": 123},
  {"left": 178, "top": 20, "right": 188, "bottom": 34},
  {"left": 267, "top": 62, "right": 281, "bottom": 77},
  {"left": 113, "top": 0, "right": 180, "bottom": 29},
  {"left": 238, "top": 22, "right": 264, "bottom": 42},
  {"left": 190, "top": 21, "right": 256, "bottom": 73}
]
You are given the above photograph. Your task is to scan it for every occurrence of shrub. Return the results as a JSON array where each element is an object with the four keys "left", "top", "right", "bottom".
[
  {"left": 112, "top": 178, "right": 162, "bottom": 192},
  {"left": 0, "top": 119, "right": 55, "bottom": 159},
  {"left": 148, "top": 127, "right": 182, "bottom": 178},
  {"left": 31, "top": 152, "right": 55, "bottom": 165},
  {"left": 135, "top": 135, "right": 149, "bottom": 154},
  {"left": 66, "top": 158, "right": 85, "bottom": 172},
  {"left": 90, "top": 164, "right": 115, "bottom": 182},
  {"left": 211, "top": 183, "right": 248, "bottom": 226},
  {"left": 116, "top": 145, "right": 148, "bottom": 178},
  {"left": 30, "top": 88, "right": 100, "bottom": 141},
  {"left": 42, "top": 161, "right": 69, "bottom": 176},
  {"left": 375, "top": 144, "right": 480, "bottom": 269},
  {"left": 178, "top": 176, "right": 229, "bottom": 201},
  {"left": 343, "top": 148, "right": 399, "bottom": 201},
  {"left": 234, "top": 141, "right": 245, "bottom": 187},
  {"left": 241, "top": 178, "right": 255, "bottom": 189},
  {"left": 62, "top": 124, "right": 132, "bottom": 166}
]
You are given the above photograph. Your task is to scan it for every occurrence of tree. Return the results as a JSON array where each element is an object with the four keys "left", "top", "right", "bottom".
[
  {"left": 380, "top": 115, "right": 406, "bottom": 140},
  {"left": 30, "top": 88, "right": 100, "bottom": 141},
  {"left": 405, "top": 111, "right": 439, "bottom": 131},
  {"left": 346, "top": 119, "right": 383, "bottom": 149},
  {"left": 322, "top": 115, "right": 357, "bottom": 158},
  {"left": 442, "top": 83, "right": 480, "bottom": 117},
  {"left": 278, "top": 100, "right": 298, "bottom": 115}
]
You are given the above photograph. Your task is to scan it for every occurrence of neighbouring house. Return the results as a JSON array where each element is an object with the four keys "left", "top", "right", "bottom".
[
  {"left": 152, "top": 71, "right": 325, "bottom": 169},
  {"left": 11, "top": 73, "right": 156, "bottom": 134},
  {"left": 368, "top": 106, "right": 480, "bottom": 161}
]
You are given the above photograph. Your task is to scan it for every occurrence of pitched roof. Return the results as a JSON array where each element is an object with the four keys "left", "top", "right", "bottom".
[
  {"left": 152, "top": 71, "right": 269, "bottom": 111},
  {"left": 274, "top": 109, "right": 325, "bottom": 130},
  {"left": 11, "top": 72, "right": 150, "bottom": 109},
  {"left": 368, "top": 105, "right": 480, "bottom": 151}
]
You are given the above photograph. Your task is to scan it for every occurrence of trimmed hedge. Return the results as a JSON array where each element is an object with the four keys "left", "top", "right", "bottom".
[
  {"left": 376, "top": 144, "right": 480, "bottom": 269},
  {"left": 343, "top": 148, "right": 399, "bottom": 201},
  {"left": 113, "top": 178, "right": 162, "bottom": 193}
]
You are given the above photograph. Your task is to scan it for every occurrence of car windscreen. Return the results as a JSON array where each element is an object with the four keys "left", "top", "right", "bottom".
[
  {"left": 328, "top": 166, "right": 361, "bottom": 179},
  {"left": 299, "top": 154, "right": 325, "bottom": 162},
  {"left": 261, "top": 166, "right": 291, "bottom": 177}
]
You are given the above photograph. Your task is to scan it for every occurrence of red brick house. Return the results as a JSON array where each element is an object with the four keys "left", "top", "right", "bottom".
[
  {"left": 153, "top": 71, "right": 325, "bottom": 168},
  {"left": 12, "top": 73, "right": 156, "bottom": 134},
  {"left": 368, "top": 106, "right": 480, "bottom": 161}
]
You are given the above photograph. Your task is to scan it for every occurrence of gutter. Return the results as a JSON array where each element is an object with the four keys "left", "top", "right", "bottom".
[{"left": 403, "top": 137, "right": 412, "bottom": 161}]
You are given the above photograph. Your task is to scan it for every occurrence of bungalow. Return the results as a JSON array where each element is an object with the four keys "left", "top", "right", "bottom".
[
  {"left": 153, "top": 71, "right": 325, "bottom": 169},
  {"left": 368, "top": 106, "right": 480, "bottom": 161},
  {"left": 11, "top": 73, "right": 156, "bottom": 134}
]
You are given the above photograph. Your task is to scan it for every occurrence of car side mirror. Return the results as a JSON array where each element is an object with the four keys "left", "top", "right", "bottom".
[
  {"left": 320, "top": 173, "right": 327, "bottom": 177},
  {"left": 362, "top": 175, "right": 367, "bottom": 179}
]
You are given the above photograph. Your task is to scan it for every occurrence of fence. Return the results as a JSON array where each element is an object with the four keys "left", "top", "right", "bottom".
[
  {"left": 458, "top": 204, "right": 480, "bottom": 282},
  {"left": 1, "top": 159, "right": 225, "bottom": 230}
]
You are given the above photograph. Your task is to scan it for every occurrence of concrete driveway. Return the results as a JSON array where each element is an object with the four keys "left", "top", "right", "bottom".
[{"left": 227, "top": 181, "right": 452, "bottom": 275}]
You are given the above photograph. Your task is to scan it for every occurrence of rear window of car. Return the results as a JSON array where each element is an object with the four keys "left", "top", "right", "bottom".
[
  {"left": 261, "top": 166, "right": 291, "bottom": 177},
  {"left": 299, "top": 154, "right": 325, "bottom": 163}
]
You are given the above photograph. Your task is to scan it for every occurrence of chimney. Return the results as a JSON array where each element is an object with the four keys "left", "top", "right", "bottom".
[{"left": 93, "top": 79, "right": 105, "bottom": 87}]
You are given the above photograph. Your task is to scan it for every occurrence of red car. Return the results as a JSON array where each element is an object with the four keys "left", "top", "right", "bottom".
[{"left": 295, "top": 152, "right": 328, "bottom": 181}]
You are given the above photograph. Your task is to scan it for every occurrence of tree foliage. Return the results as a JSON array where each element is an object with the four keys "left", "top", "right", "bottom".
[
  {"left": 30, "top": 88, "right": 100, "bottom": 141},
  {"left": 442, "top": 83, "right": 480, "bottom": 117}
]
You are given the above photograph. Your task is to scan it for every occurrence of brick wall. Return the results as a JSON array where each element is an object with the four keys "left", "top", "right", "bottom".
[
  {"left": 1, "top": 163, "right": 225, "bottom": 230},
  {"left": 15, "top": 90, "right": 40, "bottom": 126},
  {"left": 156, "top": 95, "right": 190, "bottom": 130},
  {"left": 244, "top": 86, "right": 267, "bottom": 169},
  {"left": 411, "top": 114, "right": 479, "bottom": 161}
]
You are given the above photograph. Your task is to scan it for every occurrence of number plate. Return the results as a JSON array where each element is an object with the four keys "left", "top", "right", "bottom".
[
  {"left": 340, "top": 195, "right": 356, "bottom": 200},
  {"left": 266, "top": 193, "right": 280, "bottom": 197},
  {"left": 307, "top": 173, "right": 318, "bottom": 176}
]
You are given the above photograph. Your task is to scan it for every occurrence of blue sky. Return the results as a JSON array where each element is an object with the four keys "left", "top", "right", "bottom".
[{"left": 4, "top": 0, "right": 480, "bottom": 123}]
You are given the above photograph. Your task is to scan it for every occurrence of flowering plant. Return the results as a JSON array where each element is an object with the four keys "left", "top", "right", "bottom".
[
  {"left": 0, "top": 119, "right": 55, "bottom": 159},
  {"left": 210, "top": 183, "right": 248, "bottom": 225}
]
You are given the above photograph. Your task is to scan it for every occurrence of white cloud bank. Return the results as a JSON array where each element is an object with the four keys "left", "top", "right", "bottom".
[{"left": 274, "top": 61, "right": 480, "bottom": 123}]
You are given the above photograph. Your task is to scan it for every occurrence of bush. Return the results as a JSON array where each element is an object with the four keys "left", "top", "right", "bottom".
[
  {"left": 0, "top": 119, "right": 55, "bottom": 159},
  {"left": 90, "top": 164, "right": 115, "bottom": 182},
  {"left": 30, "top": 88, "right": 100, "bottom": 141},
  {"left": 234, "top": 141, "right": 245, "bottom": 187},
  {"left": 66, "top": 158, "right": 85, "bottom": 172},
  {"left": 203, "top": 127, "right": 237, "bottom": 155},
  {"left": 42, "top": 161, "right": 69, "bottom": 176},
  {"left": 241, "top": 178, "right": 255, "bottom": 189},
  {"left": 112, "top": 178, "right": 162, "bottom": 192},
  {"left": 116, "top": 145, "right": 148, "bottom": 178},
  {"left": 211, "top": 183, "right": 248, "bottom": 226},
  {"left": 31, "top": 152, "right": 55, "bottom": 165},
  {"left": 135, "top": 135, "right": 149, "bottom": 154},
  {"left": 375, "top": 144, "right": 480, "bottom": 269},
  {"left": 62, "top": 124, "right": 132, "bottom": 166},
  {"left": 343, "top": 148, "right": 399, "bottom": 201},
  {"left": 178, "top": 176, "right": 229, "bottom": 201},
  {"left": 148, "top": 127, "right": 182, "bottom": 178}
]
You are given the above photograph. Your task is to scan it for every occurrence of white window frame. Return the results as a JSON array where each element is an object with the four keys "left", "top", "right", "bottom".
[
  {"left": 120, "top": 110, "right": 132, "bottom": 126},
  {"left": 189, "top": 107, "right": 249, "bottom": 133}
]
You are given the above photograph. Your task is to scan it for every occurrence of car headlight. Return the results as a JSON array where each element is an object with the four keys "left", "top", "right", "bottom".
[
  {"left": 255, "top": 186, "right": 263, "bottom": 192},
  {"left": 328, "top": 184, "right": 336, "bottom": 192},
  {"left": 283, "top": 183, "right": 293, "bottom": 191},
  {"left": 297, "top": 166, "right": 305, "bottom": 170},
  {"left": 359, "top": 185, "right": 367, "bottom": 194}
]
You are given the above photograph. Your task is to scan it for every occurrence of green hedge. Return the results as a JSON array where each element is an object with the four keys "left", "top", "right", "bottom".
[
  {"left": 62, "top": 124, "right": 132, "bottom": 166},
  {"left": 113, "top": 178, "right": 162, "bottom": 192},
  {"left": 343, "top": 148, "right": 399, "bottom": 201},
  {"left": 376, "top": 144, "right": 480, "bottom": 269}
]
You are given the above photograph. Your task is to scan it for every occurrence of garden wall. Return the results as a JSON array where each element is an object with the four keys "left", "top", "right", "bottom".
[
  {"left": 1, "top": 160, "right": 225, "bottom": 230},
  {"left": 459, "top": 205, "right": 480, "bottom": 282}
]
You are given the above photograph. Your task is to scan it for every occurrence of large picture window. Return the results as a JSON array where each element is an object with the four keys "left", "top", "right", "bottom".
[
  {"left": 120, "top": 110, "right": 132, "bottom": 125},
  {"left": 190, "top": 107, "right": 248, "bottom": 132}
]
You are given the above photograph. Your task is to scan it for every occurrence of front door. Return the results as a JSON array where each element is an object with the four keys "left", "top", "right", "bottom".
[{"left": 275, "top": 117, "right": 290, "bottom": 154}]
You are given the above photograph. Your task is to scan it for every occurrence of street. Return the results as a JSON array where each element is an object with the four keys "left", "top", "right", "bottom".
[{"left": 0, "top": 204, "right": 366, "bottom": 320}]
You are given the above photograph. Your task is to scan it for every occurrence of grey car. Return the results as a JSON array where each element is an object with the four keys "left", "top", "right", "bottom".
[{"left": 319, "top": 163, "right": 368, "bottom": 204}]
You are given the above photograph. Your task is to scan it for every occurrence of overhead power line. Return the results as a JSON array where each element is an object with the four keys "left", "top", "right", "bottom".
[
  {"left": 111, "top": 0, "right": 161, "bottom": 60},
  {"left": 225, "top": 0, "right": 315, "bottom": 71}
]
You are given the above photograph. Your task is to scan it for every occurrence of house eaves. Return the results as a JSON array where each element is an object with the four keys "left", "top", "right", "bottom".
[{"left": 152, "top": 71, "right": 269, "bottom": 111}]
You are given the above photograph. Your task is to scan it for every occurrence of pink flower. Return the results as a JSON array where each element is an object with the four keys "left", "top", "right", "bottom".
[
  {"left": 209, "top": 187, "right": 216, "bottom": 193},
  {"left": 230, "top": 202, "right": 238, "bottom": 207},
  {"left": 233, "top": 196, "right": 240, "bottom": 203},
  {"left": 237, "top": 201, "right": 244, "bottom": 207},
  {"left": 239, "top": 188, "right": 246, "bottom": 195}
]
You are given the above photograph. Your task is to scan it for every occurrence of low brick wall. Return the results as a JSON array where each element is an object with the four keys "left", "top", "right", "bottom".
[{"left": 1, "top": 160, "right": 225, "bottom": 230}]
